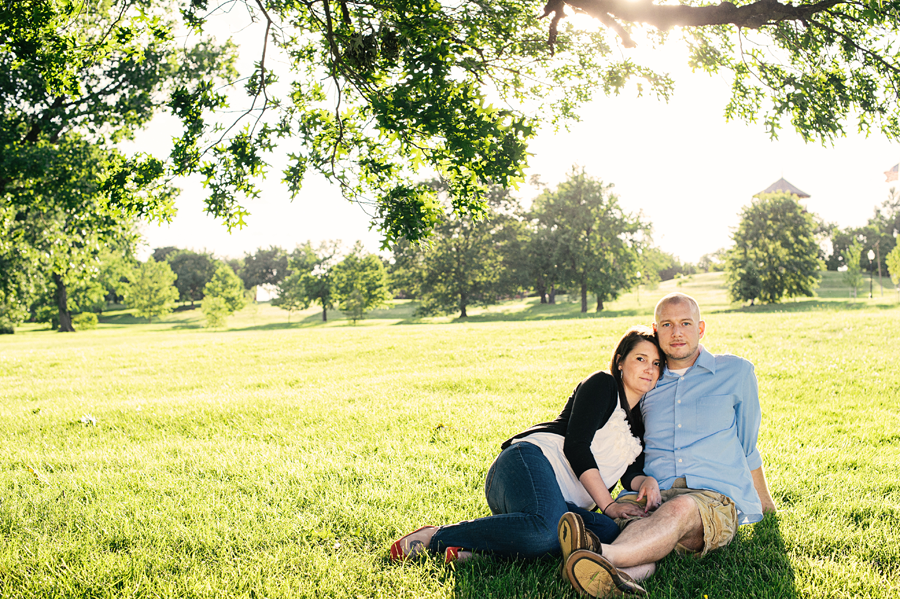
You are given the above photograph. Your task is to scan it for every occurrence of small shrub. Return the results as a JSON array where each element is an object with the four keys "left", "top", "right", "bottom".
[
  {"left": 201, "top": 295, "right": 229, "bottom": 329},
  {"left": 72, "top": 313, "right": 98, "bottom": 330}
]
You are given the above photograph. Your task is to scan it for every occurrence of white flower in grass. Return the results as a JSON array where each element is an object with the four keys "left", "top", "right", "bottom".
[{"left": 80, "top": 414, "right": 97, "bottom": 426}]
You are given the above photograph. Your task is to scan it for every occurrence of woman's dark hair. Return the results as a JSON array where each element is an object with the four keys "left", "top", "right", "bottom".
[{"left": 609, "top": 325, "right": 665, "bottom": 429}]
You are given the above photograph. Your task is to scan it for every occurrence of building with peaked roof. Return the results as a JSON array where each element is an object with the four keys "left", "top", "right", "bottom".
[{"left": 757, "top": 177, "right": 810, "bottom": 198}]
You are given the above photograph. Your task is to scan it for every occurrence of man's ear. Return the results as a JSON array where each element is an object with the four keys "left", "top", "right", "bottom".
[{"left": 698, "top": 320, "right": 706, "bottom": 339}]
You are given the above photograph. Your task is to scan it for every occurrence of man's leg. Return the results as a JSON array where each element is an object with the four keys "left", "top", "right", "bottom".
[{"left": 601, "top": 495, "right": 704, "bottom": 569}]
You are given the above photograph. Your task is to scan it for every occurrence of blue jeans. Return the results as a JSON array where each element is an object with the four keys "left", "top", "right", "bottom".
[{"left": 429, "top": 441, "right": 621, "bottom": 559}]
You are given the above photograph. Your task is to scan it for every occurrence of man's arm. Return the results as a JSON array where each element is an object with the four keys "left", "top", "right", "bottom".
[{"left": 751, "top": 465, "right": 777, "bottom": 514}]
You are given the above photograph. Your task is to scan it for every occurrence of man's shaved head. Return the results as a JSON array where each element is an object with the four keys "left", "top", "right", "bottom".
[{"left": 654, "top": 292, "right": 701, "bottom": 325}]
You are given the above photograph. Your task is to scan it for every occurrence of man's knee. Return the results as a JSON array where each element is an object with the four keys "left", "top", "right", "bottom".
[
  {"left": 663, "top": 496, "right": 704, "bottom": 550},
  {"left": 660, "top": 495, "right": 700, "bottom": 519}
]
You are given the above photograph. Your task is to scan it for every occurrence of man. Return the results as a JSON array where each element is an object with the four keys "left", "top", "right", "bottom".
[{"left": 559, "top": 292, "right": 777, "bottom": 597}]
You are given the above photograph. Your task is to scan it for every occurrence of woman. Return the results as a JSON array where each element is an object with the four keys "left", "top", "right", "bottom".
[{"left": 390, "top": 325, "right": 664, "bottom": 564}]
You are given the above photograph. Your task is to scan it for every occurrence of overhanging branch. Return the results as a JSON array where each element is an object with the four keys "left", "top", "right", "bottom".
[{"left": 566, "top": 0, "right": 848, "bottom": 31}]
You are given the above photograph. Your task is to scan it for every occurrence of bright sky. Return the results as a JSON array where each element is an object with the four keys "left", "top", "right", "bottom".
[{"left": 136, "top": 13, "right": 900, "bottom": 264}]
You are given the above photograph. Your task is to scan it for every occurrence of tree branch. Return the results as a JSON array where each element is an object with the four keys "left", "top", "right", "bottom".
[{"left": 565, "top": 0, "right": 849, "bottom": 31}]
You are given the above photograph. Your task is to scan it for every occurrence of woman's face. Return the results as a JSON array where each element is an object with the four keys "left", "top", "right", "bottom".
[{"left": 619, "top": 340, "right": 662, "bottom": 406}]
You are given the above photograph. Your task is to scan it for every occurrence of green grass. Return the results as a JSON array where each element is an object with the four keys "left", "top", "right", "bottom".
[{"left": 1, "top": 275, "right": 899, "bottom": 598}]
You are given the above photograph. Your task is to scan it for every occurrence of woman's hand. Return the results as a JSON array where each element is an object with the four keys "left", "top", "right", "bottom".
[
  {"left": 603, "top": 501, "right": 646, "bottom": 519},
  {"left": 635, "top": 476, "right": 661, "bottom": 513}
]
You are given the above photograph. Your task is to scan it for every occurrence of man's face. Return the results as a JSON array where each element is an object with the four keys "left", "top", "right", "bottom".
[{"left": 654, "top": 301, "right": 705, "bottom": 368}]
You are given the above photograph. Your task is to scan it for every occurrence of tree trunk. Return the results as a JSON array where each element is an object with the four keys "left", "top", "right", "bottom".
[
  {"left": 580, "top": 282, "right": 588, "bottom": 313},
  {"left": 459, "top": 292, "right": 468, "bottom": 318},
  {"left": 53, "top": 273, "right": 75, "bottom": 332},
  {"left": 549, "top": 284, "right": 556, "bottom": 304},
  {"left": 322, "top": 306, "right": 327, "bottom": 321},
  {"left": 536, "top": 279, "right": 547, "bottom": 303},
  {"left": 596, "top": 295, "right": 604, "bottom": 312}
]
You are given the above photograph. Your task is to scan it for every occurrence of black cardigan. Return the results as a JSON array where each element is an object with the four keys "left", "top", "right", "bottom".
[{"left": 501, "top": 371, "right": 643, "bottom": 486}]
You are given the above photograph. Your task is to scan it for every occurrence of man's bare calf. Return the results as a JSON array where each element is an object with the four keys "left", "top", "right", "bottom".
[{"left": 601, "top": 496, "right": 704, "bottom": 569}]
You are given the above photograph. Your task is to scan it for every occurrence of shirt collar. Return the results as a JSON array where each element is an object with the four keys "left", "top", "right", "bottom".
[{"left": 662, "top": 345, "right": 715, "bottom": 378}]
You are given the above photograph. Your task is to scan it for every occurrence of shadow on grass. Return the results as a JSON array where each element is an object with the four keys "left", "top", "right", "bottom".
[
  {"left": 447, "top": 556, "right": 575, "bottom": 599},
  {"left": 716, "top": 299, "right": 898, "bottom": 314},
  {"left": 643, "top": 513, "right": 797, "bottom": 599},
  {"left": 443, "top": 514, "right": 795, "bottom": 598}
]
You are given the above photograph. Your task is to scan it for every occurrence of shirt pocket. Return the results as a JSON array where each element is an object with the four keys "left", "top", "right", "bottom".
[{"left": 696, "top": 394, "right": 736, "bottom": 434}]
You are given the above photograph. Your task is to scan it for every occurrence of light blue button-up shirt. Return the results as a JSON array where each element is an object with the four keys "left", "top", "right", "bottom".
[{"left": 640, "top": 345, "right": 764, "bottom": 524}]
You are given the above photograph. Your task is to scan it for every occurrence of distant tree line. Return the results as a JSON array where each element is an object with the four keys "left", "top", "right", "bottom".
[{"left": 8, "top": 169, "right": 896, "bottom": 332}]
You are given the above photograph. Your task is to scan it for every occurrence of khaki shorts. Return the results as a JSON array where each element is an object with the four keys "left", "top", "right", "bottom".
[{"left": 614, "top": 478, "right": 738, "bottom": 557}]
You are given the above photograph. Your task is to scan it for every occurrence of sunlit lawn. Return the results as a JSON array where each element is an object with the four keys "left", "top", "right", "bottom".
[{"left": 1, "top": 274, "right": 898, "bottom": 597}]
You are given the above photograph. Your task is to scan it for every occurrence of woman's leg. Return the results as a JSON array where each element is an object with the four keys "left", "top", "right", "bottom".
[{"left": 428, "top": 442, "right": 569, "bottom": 559}]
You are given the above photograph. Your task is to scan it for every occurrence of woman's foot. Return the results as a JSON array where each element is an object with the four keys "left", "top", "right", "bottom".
[
  {"left": 444, "top": 546, "right": 474, "bottom": 564},
  {"left": 389, "top": 526, "right": 438, "bottom": 561}
]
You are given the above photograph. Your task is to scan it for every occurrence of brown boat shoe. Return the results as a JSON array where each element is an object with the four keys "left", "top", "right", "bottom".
[{"left": 564, "top": 549, "right": 647, "bottom": 597}]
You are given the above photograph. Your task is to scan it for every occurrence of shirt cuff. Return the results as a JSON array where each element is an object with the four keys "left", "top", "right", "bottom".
[{"left": 746, "top": 448, "right": 762, "bottom": 471}]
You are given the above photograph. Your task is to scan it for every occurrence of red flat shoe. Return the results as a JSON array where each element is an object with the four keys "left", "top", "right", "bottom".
[
  {"left": 389, "top": 526, "right": 437, "bottom": 561},
  {"left": 445, "top": 546, "right": 463, "bottom": 563}
]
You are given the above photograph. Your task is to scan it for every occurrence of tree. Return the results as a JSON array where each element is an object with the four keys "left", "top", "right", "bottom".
[
  {"left": 151, "top": 247, "right": 180, "bottom": 263},
  {"left": 1, "top": 135, "right": 143, "bottom": 331},
  {"left": 843, "top": 240, "right": 864, "bottom": 298},
  {"left": 271, "top": 271, "right": 308, "bottom": 323},
  {"left": 332, "top": 242, "right": 392, "bottom": 323},
  {"left": 532, "top": 167, "right": 646, "bottom": 313},
  {"left": 97, "top": 244, "right": 139, "bottom": 308},
  {"left": 1, "top": 1, "right": 235, "bottom": 219},
  {"left": 124, "top": 260, "right": 179, "bottom": 323},
  {"left": 697, "top": 249, "right": 727, "bottom": 273},
  {"left": 392, "top": 186, "right": 524, "bottom": 318},
  {"left": 522, "top": 222, "right": 566, "bottom": 304},
  {"left": 148, "top": 0, "right": 900, "bottom": 244},
  {"left": 886, "top": 244, "right": 900, "bottom": 299},
  {"left": 279, "top": 241, "right": 341, "bottom": 322},
  {"left": 726, "top": 193, "right": 823, "bottom": 304},
  {"left": 239, "top": 246, "right": 289, "bottom": 289},
  {"left": 203, "top": 262, "right": 247, "bottom": 315},
  {"left": 1, "top": 2, "right": 233, "bottom": 330},
  {"left": 201, "top": 295, "right": 229, "bottom": 328},
  {"left": 167, "top": 251, "right": 217, "bottom": 307}
]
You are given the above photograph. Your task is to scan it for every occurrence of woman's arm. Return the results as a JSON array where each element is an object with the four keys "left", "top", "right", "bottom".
[
  {"left": 563, "top": 373, "right": 618, "bottom": 478},
  {"left": 578, "top": 469, "right": 650, "bottom": 519}
]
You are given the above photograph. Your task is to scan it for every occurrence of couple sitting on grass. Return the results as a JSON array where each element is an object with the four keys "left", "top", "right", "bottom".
[{"left": 390, "top": 292, "right": 777, "bottom": 597}]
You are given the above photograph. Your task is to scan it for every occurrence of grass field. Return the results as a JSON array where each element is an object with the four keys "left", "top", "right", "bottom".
[{"left": 1, "top": 273, "right": 898, "bottom": 598}]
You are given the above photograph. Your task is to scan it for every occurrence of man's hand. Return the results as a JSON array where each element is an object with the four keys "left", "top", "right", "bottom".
[
  {"left": 751, "top": 465, "right": 777, "bottom": 514},
  {"left": 633, "top": 476, "right": 662, "bottom": 513}
]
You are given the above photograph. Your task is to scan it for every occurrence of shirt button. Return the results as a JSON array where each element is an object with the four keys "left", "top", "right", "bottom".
[
  {"left": 678, "top": 424, "right": 682, "bottom": 428},
  {"left": 679, "top": 376, "right": 684, "bottom": 380},
  {"left": 678, "top": 459, "right": 683, "bottom": 463},
  {"left": 677, "top": 400, "right": 681, "bottom": 404}
]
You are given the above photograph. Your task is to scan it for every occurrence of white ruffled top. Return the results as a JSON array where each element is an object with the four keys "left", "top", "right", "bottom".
[{"left": 513, "top": 402, "right": 642, "bottom": 510}]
